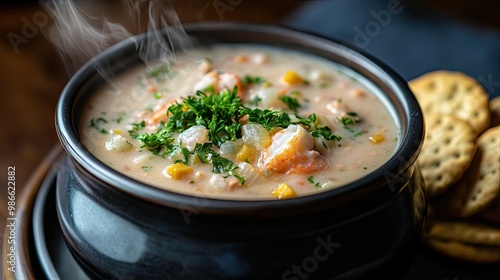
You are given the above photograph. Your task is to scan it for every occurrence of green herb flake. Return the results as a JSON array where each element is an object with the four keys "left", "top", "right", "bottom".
[
  {"left": 307, "top": 176, "right": 322, "bottom": 189},
  {"left": 279, "top": 95, "right": 301, "bottom": 112},
  {"left": 307, "top": 176, "right": 314, "bottom": 184},
  {"left": 310, "top": 126, "right": 342, "bottom": 141},
  {"left": 142, "top": 166, "right": 153, "bottom": 172},
  {"left": 242, "top": 75, "right": 265, "bottom": 85},
  {"left": 338, "top": 112, "right": 363, "bottom": 137},
  {"left": 89, "top": 117, "right": 109, "bottom": 133},
  {"left": 154, "top": 92, "right": 163, "bottom": 100},
  {"left": 128, "top": 121, "right": 146, "bottom": 139},
  {"left": 319, "top": 82, "right": 329, "bottom": 88}
]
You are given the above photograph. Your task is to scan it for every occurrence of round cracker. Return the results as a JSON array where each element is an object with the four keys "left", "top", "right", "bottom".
[
  {"left": 490, "top": 96, "right": 500, "bottom": 127},
  {"left": 427, "top": 219, "right": 500, "bottom": 246},
  {"left": 409, "top": 71, "right": 490, "bottom": 136},
  {"left": 427, "top": 238, "right": 500, "bottom": 263},
  {"left": 439, "top": 126, "right": 500, "bottom": 217},
  {"left": 418, "top": 114, "right": 476, "bottom": 197}
]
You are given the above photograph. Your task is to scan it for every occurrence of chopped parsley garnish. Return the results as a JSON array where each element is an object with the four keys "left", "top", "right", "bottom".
[
  {"left": 279, "top": 95, "right": 301, "bottom": 112},
  {"left": 242, "top": 75, "right": 265, "bottom": 85},
  {"left": 89, "top": 117, "right": 108, "bottom": 134},
  {"left": 167, "top": 87, "right": 244, "bottom": 147},
  {"left": 116, "top": 117, "right": 124, "bottom": 124},
  {"left": 142, "top": 166, "right": 152, "bottom": 172},
  {"left": 338, "top": 113, "right": 359, "bottom": 126},
  {"left": 131, "top": 86, "right": 342, "bottom": 183},
  {"left": 307, "top": 176, "right": 322, "bottom": 188},
  {"left": 338, "top": 112, "right": 364, "bottom": 137},
  {"left": 154, "top": 92, "right": 163, "bottom": 100},
  {"left": 310, "top": 126, "right": 342, "bottom": 141},
  {"left": 240, "top": 108, "right": 314, "bottom": 131},
  {"left": 128, "top": 121, "right": 146, "bottom": 138},
  {"left": 136, "top": 125, "right": 174, "bottom": 156}
]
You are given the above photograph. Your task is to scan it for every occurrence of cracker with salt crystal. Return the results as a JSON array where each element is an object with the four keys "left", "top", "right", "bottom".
[
  {"left": 418, "top": 114, "right": 476, "bottom": 197},
  {"left": 409, "top": 71, "right": 490, "bottom": 136},
  {"left": 427, "top": 238, "right": 500, "bottom": 263},
  {"left": 439, "top": 126, "right": 500, "bottom": 217}
]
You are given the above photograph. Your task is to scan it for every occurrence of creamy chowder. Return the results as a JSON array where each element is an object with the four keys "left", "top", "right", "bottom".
[{"left": 80, "top": 45, "right": 399, "bottom": 199}]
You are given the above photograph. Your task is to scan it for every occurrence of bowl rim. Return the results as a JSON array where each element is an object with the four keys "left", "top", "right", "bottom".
[{"left": 55, "top": 22, "right": 424, "bottom": 215}]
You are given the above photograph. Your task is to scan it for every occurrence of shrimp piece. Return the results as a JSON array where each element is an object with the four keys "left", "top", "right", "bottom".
[
  {"left": 259, "top": 125, "right": 327, "bottom": 174},
  {"left": 194, "top": 70, "right": 219, "bottom": 93},
  {"left": 193, "top": 71, "right": 244, "bottom": 98},
  {"left": 144, "top": 99, "right": 179, "bottom": 127},
  {"left": 218, "top": 72, "right": 243, "bottom": 98},
  {"left": 234, "top": 55, "right": 249, "bottom": 63},
  {"left": 350, "top": 88, "right": 365, "bottom": 98},
  {"left": 178, "top": 125, "right": 208, "bottom": 151}
]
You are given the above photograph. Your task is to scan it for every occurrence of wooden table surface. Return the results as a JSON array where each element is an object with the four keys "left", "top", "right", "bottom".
[{"left": 1, "top": 0, "right": 500, "bottom": 226}]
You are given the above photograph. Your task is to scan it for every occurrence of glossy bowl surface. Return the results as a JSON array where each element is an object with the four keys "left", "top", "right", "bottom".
[{"left": 55, "top": 23, "right": 426, "bottom": 279}]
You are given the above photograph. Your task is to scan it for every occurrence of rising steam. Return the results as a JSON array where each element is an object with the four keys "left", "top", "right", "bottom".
[{"left": 40, "top": 0, "right": 194, "bottom": 74}]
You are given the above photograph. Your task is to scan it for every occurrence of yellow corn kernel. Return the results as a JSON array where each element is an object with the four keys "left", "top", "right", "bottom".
[
  {"left": 272, "top": 183, "right": 297, "bottom": 199},
  {"left": 191, "top": 154, "right": 201, "bottom": 165},
  {"left": 281, "top": 70, "right": 303, "bottom": 86},
  {"left": 369, "top": 132, "right": 385, "bottom": 144},
  {"left": 236, "top": 145, "right": 257, "bottom": 163},
  {"left": 166, "top": 163, "right": 193, "bottom": 179},
  {"left": 110, "top": 129, "right": 122, "bottom": 135}
]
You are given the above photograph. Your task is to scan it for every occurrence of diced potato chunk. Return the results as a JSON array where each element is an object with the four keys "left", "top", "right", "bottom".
[
  {"left": 272, "top": 183, "right": 296, "bottom": 199},
  {"left": 105, "top": 134, "right": 132, "bottom": 152},
  {"left": 165, "top": 163, "right": 193, "bottom": 179},
  {"left": 241, "top": 124, "right": 271, "bottom": 149},
  {"left": 236, "top": 145, "right": 257, "bottom": 162},
  {"left": 280, "top": 70, "right": 303, "bottom": 86},
  {"left": 252, "top": 53, "right": 268, "bottom": 65},
  {"left": 309, "top": 70, "right": 330, "bottom": 82}
]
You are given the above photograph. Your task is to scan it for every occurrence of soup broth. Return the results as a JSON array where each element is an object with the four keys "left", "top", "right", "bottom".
[{"left": 80, "top": 45, "right": 399, "bottom": 199}]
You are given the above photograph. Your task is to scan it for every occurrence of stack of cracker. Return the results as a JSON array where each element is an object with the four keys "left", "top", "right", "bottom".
[{"left": 409, "top": 71, "right": 500, "bottom": 263}]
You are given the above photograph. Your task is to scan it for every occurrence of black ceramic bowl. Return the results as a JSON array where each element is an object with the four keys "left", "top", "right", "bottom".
[{"left": 55, "top": 23, "right": 426, "bottom": 280}]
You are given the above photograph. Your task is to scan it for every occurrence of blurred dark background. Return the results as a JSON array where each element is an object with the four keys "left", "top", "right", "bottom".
[{"left": 1, "top": 0, "right": 500, "bottom": 224}]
